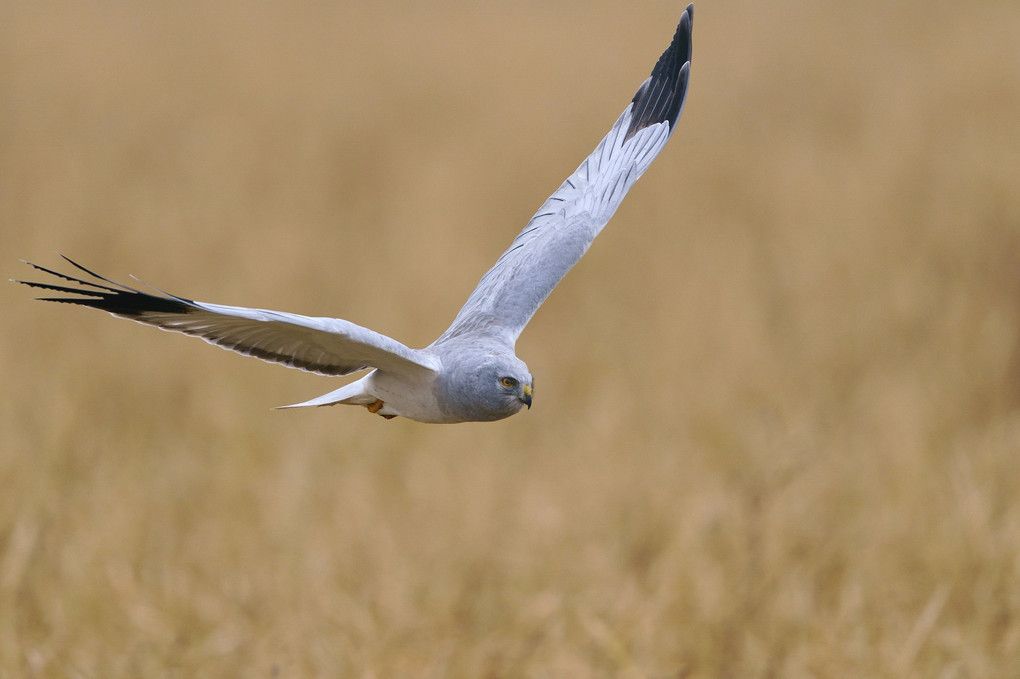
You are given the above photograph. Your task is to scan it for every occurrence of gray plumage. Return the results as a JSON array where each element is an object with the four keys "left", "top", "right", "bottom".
[{"left": 16, "top": 6, "right": 693, "bottom": 424}]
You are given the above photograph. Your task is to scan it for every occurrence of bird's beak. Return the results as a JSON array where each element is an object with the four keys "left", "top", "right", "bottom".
[{"left": 521, "top": 384, "right": 533, "bottom": 409}]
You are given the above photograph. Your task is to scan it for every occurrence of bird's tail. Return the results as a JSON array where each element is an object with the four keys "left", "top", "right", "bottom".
[{"left": 275, "top": 376, "right": 376, "bottom": 409}]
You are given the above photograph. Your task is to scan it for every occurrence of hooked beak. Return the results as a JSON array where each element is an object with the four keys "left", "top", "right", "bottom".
[{"left": 520, "top": 384, "right": 533, "bottom": 409}]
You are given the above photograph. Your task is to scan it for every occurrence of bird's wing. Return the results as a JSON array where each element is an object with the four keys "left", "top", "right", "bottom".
[
  {"left": 16, "top": 257, "right": 440, "bottom": 378},
  {"left": 436, "top": 6, "right": 693, "bottom": 348}
]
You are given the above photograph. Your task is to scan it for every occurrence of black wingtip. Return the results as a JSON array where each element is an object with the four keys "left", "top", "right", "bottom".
[
  {"left": 624, "top": 4, "right": 694, "bottom": 143},
  {"left": 16, "top": 258, "right": 193, "bottom": 317}
]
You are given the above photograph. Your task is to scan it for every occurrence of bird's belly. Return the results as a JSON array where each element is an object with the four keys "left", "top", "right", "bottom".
[{"left": 367, "top": 372, "right": 455, "bottom": 424}]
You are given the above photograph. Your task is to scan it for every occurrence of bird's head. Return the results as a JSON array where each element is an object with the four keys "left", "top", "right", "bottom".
[
  {"left": 486, "top": 353, "right": 533, "bottom": 417},
  {"left": 439, "top": 352, "right": 533, "bottom": 422}
]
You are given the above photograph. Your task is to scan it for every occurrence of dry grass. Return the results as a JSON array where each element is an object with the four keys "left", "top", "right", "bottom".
[{"left": 3, "top": 0, "right": 1020, "bottom": 676}]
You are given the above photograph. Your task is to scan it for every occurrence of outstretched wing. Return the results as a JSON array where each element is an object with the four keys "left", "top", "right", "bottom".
[
  {"left": 16, "top": 257, "right": 439, "bottom": 378},
  {"left": 436, "top": 6, "right": 693, "bottom": 348}
]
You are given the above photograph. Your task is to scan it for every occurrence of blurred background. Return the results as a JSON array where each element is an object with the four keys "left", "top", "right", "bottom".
[{"left": 2, "top": 0, "right": 1019, "bottom": 676}]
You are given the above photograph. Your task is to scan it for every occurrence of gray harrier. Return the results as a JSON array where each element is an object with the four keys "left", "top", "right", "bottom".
[{"left": 18, "top": 6, "right": 693, "bottom": 423}]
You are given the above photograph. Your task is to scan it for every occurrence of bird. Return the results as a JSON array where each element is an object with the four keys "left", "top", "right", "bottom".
[{"left": 16, "top": 6, "right": 693, "bottom": 424}]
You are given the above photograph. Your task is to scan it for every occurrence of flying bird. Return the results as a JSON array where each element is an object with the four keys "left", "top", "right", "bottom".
[{"left": 17, "top": 6, "right": 693, "bottom": 424}]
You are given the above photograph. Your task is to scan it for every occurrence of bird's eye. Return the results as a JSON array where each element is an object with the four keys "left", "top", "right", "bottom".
[{"left": 500, "top": 376, "right": 516, "bottom": 388}]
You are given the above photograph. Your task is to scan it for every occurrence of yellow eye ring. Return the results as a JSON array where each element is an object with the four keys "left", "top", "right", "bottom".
[{"left": 501, "top": 377, "right": 516, "bottom": 388}]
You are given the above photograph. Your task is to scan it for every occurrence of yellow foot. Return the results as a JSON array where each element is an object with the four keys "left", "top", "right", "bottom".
[{"left": 366, "top": 399, "right": 396, "bottom": 418}]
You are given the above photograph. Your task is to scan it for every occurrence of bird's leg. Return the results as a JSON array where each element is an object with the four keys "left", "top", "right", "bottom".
[{"left": 365, "top": 399, "right": 397, "bottom": 420}]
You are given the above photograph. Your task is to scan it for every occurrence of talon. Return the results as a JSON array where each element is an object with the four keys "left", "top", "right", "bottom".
[{"left": 366, "top": 399, "right": 384, "bottom": 414}]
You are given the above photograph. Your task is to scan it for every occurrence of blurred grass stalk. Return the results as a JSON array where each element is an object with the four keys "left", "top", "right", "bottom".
[{"left": 2, "top": 0, "right": 1020, "bottom": 676}]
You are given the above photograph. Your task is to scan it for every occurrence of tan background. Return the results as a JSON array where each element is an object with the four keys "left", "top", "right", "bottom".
[{"left": 2, "top": 0, "right": 1020, "bottom": 675}]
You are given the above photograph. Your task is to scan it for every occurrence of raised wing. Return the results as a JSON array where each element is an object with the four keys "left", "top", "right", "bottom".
[
  {"left": 16, "top": 257, "right": 439, "bottom": 378},
  {"left": 436, "top": 6, "right": 693, "bottom": 348}
]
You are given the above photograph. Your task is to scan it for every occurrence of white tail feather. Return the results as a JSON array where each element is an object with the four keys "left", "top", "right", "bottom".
[{"left": 275, "top": 377, "right": 375, "bottom": 409}]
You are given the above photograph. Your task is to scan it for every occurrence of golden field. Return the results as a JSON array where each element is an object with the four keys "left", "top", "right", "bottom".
[{"left": 2, "top": 0, "right": 1020, "bottom": 675}]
